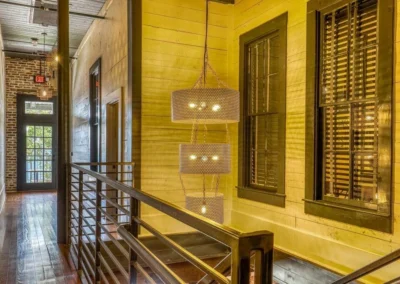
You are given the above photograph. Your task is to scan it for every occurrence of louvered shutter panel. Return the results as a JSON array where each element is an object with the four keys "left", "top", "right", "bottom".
[
  {"left": 247, "top": 33, "right": 280, "bottom": 190},
  {"left": 320, "top": 0, "right": 378, "bottom": 203}
]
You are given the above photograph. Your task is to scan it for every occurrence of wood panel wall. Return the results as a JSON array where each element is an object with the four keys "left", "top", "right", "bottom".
[
  {"left": 0, "top": 27, "right": 5, "bottom": 212},
  {"left": 71, "top": 0, "right": 130, "bottom": 164},
  {"left": 140, "top": 0, "right": 234, "bottom": 232},
  {"left": 228, "top": 0, "right": 400, "bottom": 282}
]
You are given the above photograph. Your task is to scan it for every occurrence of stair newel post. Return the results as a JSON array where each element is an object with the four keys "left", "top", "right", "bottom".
[
  {"left": 129, "top": 196, "right": 140, "bottom": 283},
  {"left": 95, "top": 179, "right": 102, "bottom": 282},
  {"left": 231, "top": 232, "right": 274, "bottom": 284},
  {"left": 78, "top": 171, "right": 83, "bottom": 271}
]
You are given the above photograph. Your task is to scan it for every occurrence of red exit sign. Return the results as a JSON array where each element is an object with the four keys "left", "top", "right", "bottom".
[{"left": 34, "top": 75, "right": 46, "bottom": 83}]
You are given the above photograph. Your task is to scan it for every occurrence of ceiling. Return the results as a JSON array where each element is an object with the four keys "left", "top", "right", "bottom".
[{"left": 0, "top": 0, "right": 107, "bottom": 57}]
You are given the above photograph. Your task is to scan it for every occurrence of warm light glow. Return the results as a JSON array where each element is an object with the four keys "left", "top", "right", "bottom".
[
  {"left": 42, "top": 90, "right": 47, "bottom": 97},
  {"left": 366, "top": 115, "right": 373, "bottom": 121},
  {"left": 55, "top": 55, "right": 59, "bottom": 62},
  {"left": 212, "top": 155, "right": 219, "bottom": 161},
  {"left": 201, "top": 205, "right": 207, "bottom": 214},
  {"left": 189, "top": 103, "right": 197, "bottom": 109},
  {"left": 189, "top": 155, "right": 197, "bottom": 160},
  {"left": 212, "top": 104, "right": 221, "bottom": 112},
  {"left": 201, "top": 156, "right": 208, "bottom": 162}
]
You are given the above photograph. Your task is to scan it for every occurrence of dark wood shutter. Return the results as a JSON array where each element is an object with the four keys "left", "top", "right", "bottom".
[
  {"left": 320, "top": 0, "right": 379, "bottom": 204},
  {"left": 247, "top": 32, "right": 281, "bottom": 190}
]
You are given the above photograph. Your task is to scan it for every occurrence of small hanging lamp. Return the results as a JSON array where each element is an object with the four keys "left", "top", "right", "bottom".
[
  {"left": 37, "top": 32, "right": 53, "bottom": 101},
  {"left": 171, "top": 0, "right": 239, "bottom": 124}
]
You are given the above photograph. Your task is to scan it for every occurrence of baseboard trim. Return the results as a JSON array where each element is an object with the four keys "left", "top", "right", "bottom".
[{"left": 0, "top": 184, "right": 5, "bottom": 214}]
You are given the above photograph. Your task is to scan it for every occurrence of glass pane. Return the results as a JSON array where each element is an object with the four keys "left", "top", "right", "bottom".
[
  {"left": 26, "top": 149, "right": 34, "bottom": 156},
  {"left": 44, "top": 161, "right": 52, "bottom": 171},
  {"left": 44, "top": 138, "right": 52, "bottom": 149},
  {"left": 35, "top": 161, "right": 43, "bottom": 171},
  {"left": 25, "top": 101, "right": 53, "bottom": 115},
  {"left": 249, "top": 114, "right": 279, "bottom": 189},
  {"left": 44, "top": 149, "right": 52, "bottom": 160},
  {"left": 36, "top": 172, "right": 44, "bottom": 183},
  {"left": 26, "top": 126, "right": 35, "bottom": 136},
  {"left": 35, "top": 138, "right": 43, "bottom": 148},
  {"left": 26, "top": 161, "right": 34, "bottom": 171},
  {"left": 35, "top": 149, "right": 43, "bottom": 157},
  {"left": 26, "top": 137, "right": 34, "bottom": 149},
  {"left": 44, "top": 172, "right": 52, "bottom": 183},
  {"left": 353, "top": 153, "right": 377, "bottom": 204},
  {"left": 26, "top": 172, "right": 33, "bottom": 183},
  {"left": 44, "top": 127, "right": 52, "bottom": 137},
  {"left": 27, "top": 156, "right": 34, "bottom": 161},
  {"left": 324, "top": 152, "right": 350, "bottom": 198},
  {"left": 35, "top": 126, "right": 43, "bottom": 137}
]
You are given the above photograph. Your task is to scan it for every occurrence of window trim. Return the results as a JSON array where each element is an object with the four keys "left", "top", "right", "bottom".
[
  {"left": 238, "top": 13, "right": 287, "bottom": 208},
  {"left": 305, "top": 0, "right": 394, "bottom": 233}
]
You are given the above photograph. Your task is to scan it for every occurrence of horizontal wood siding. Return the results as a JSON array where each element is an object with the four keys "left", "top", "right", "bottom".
[
  {"left": 229, "top": 0, "right": 400, "bottom": 282},
  {"left": 141, "top": 0, "right": 233, "bottom": 231},
  {"left": 71, "top": 0, "right": 130, "bottom": 164}
]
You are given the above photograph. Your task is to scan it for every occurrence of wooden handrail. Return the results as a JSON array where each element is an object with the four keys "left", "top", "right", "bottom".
[
  {"left": 71, "top": 163, "right": 242, "bottom": 246},
  {"left": 333, "top": 249, "right": 400, "bottom": 284},
  {"left": 69, "top": 162, "right": 274, "bottom": 284}
]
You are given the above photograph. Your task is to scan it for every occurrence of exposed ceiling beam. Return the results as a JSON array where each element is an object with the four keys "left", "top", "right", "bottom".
[
  {"left": 4, "top": 39, "right": 79, "bottom": 50},
  {"left": 0, "top": 0, "right": 105, "bottom": 19},
  {"left": 3, "top": 49, "right": 76, "bottom": 59}
]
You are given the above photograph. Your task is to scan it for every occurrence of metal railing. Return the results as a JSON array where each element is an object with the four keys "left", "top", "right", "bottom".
[
  {"left": 333, "top": 249, "right": 400, "bottom": 284},
  {"left": 68, "top": 162, "right": 274, "bottom": 284}
]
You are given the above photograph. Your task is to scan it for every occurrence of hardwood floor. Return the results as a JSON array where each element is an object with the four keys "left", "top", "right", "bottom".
[{"left": 0, "top": 192, "right": 79, "bottom": 284}]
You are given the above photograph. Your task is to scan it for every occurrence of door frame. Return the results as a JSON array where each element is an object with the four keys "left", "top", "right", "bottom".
[
  {"left": 17, "top": 94, "right": 58, "bottom": 191},
  {"left": 89, "top": 58, "right": 102, "bottom": 171}
]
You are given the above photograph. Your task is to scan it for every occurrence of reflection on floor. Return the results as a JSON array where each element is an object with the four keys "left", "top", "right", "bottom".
[{"left": 0, "top": 192, "right": 79, "bottom": 284}]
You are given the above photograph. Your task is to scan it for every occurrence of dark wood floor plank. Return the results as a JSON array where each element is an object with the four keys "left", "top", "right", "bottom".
[{"left": 0, "top": 192, "right": 80, "bottom": 284}]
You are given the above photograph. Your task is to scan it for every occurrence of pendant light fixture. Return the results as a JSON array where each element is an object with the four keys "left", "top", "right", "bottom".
[
  {"left": 172, "top": 0, "right": 240, "bottom": 224},
  {"left": 37, "top": 32, "right": 53, "bottom": 101},
  {"left": 171, "top": 0, "right": 239, "bottom": 124}
]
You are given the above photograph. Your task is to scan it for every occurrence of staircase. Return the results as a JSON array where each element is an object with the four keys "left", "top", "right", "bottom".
[{"left": 68, "top": 162, "right": 400, "bottom": 284}]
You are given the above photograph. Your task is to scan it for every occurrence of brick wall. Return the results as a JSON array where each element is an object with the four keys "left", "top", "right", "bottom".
[{"left": 5, "top": 57, "right": 52, "bottom": 191}]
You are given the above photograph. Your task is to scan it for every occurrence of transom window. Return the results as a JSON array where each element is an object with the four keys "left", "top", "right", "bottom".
[{"left": 25, "top": 101, "right": 54, "bottom": 115}]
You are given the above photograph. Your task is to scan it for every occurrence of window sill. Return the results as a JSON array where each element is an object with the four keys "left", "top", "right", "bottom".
[
  {"left": 304, "top": 199, "right": 392, "bottom": 233},
  {"left": 237, "top": 186, "right": 286, "bottom": 208}
]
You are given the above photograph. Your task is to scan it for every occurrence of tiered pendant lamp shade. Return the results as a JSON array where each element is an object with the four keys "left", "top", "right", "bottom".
[
  {"left": 179, "top": 143, "right": 231, "bottom": 174},
  {"left": 172, "top": 87, "right": 240, "bottom": 124},
  {"left": 186, "top": 192, "right": 224, "bottom": 224}
]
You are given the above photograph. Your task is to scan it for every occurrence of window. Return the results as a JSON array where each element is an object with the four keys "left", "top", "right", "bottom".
[
  {"left": 25, "top": 101, "right": 54, "bottom": 115},
  {"left": 305, "top": 0, "right": 393, "bottom": 232},
  {"left": 238, "top": 13, "right": 287, "bottom": 207}
]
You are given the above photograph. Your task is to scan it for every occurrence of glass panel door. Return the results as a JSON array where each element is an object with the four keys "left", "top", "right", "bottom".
[
  {"left": 17, "top": 95, "right": 57, "bottom": 191},
  {"left": 25, "top": 125, "right": 54, "bottom": 184}
]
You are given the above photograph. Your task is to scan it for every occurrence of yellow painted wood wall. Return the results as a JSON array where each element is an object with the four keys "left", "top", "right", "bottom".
[
  {"left": 228, "top": 0, "right": 400, "bottom": 282},
  {"left": 141, "top": 0, "right": 234, "bottom": 232}
]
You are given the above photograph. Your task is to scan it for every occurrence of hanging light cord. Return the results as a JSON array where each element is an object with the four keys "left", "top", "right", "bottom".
[
  {"left": 203, "top": 0, "right": 209, "bottom": 87},
  {"left": 43, "top": 33, "right": 46, "bottom": 77}
]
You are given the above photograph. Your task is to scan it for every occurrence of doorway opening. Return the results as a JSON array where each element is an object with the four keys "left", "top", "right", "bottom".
[
  {"left": 17, "top": 95, "right": 58, "bottom": 191},
  {"left": 89, "top": 58, "right": 101, "bottom": 171}
]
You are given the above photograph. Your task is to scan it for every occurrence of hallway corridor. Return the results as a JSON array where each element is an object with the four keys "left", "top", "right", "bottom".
[{"left": 0, "top": 192, "right": 79, "bottom": 283}]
